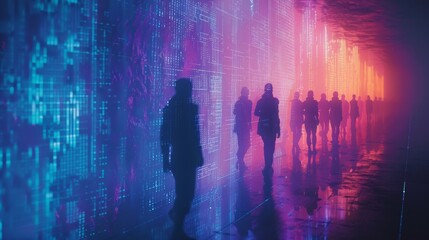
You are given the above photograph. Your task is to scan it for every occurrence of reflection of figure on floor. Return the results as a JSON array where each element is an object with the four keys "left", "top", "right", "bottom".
[
  {"left": 255, "top": 83, "right": 281, "bottom": 175},
  {"left": 304, "top": 153, "right": 318, "bottom": 215},
  {"left": 365, "top": 96, "right": 374, "bottom": 144},
  {"left": 319, "top": 93, "right": 330, "bottom": 136},
  {"left": 341, "top": 129, "right": 347, "bottom": 147},
  {"left": 329, "top": 91, "right": 342, "bottom": 146},
  {"left": 234, "top": 171, "right": 252, "bottom": 237},
  {"left": 160, "top": 78, "right": 203, "bottom": 240},
  {"left": 254, "top": 169, "right": 281, "bottom": 240},
  {"left": 340, "top": 94, "right": 349, "bottom": 137},
  {"left": 290, "top": 91, "right": 303, "bottom": 153},
  {"left": 351, "top": 128, "right": 357, "bottom": 147},
  {"left": 318, "top": 149, "right": 330, "bottom": 192},
  {"left": 234, "top": 87, "right": 252, "bottom": 170},
  {"left": 303, "top": 90, "right": 319, "bottom": 154},
  {"left": 350, "top": 94, "right": 359, "bottom": 137},
  {"left": 291, "top": 149, "right": 303, "bottom": 211},
  {"left": 366, "top": 96, "right": 373, "bottom": 127},
  {"left": 329, "top": 146, "right": 342, "bottom": 196}
]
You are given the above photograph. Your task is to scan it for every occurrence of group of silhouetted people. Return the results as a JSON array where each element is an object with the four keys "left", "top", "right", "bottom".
[
  {"left": 233, "top": 83, "right": 282, "bottom": 175},
  {"left": 160, "top": 78, "right": 382, "bottom": 239}
]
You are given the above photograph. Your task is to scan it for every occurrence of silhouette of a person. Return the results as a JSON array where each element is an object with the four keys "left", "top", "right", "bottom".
[
  {"left": 340, "top": 94, "right": 349, "bottom": 137},
  {"left": 366, "top": 95, "right": 373, "bottom": 126},
  {"left": 290, "top": 91, "right": 303, "bottom": 152},
  {"left": 160, "top": 78, "right": 203, "bottom": 240},
  {"left": 374, "top": 97, "right": 379, "bottom": 122},
  {"left": 233, "top": 87, "right": 252, "bottom": 170},
  {"left": 254, "top": 83, "right": 280, "bottom": 175},
  {"left": 358, "top": 96, "right": 364, "bottom": 127},
  {"left": 350, "top": 94, "right": 359, "bottom": 136},
  {"left": 303, "top": 90, "right": 319, "bottom": 153},
  {"left": 329, "top": 91, "right": 342, "bottom": 146},
  {"left": 319, "top": 93, "right": 330, "bottom": 136}
]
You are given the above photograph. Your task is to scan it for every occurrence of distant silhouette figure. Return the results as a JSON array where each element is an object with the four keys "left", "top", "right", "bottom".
[
  {"left": 160, "top": 78, "right": 203, "bottom": 240},
  {"left": 374, "top": 97, "right": 382, "bottom": 130},
  {"left": 234, "top": 87, "right": 252, "bottom": 170},
  {"left": 303, "top": 90, "right": 319, "bottom": 153},
  {"left": 350, "top": 94, "right": 359, "bottom": 134},
  {"left": 374, "top": 96, "right": 379, "bottom": 119},
  {"left": 329, "top": 91, "right": 342, "bottom": 146},
  {"left": 357, "top": 96, "right": 364, "bottom": 127},
  {"left": 319, "top": 93, "right": 330, "bottom": 136},
  {"left": 366, "top": 95, "right": 373, "bottom": 126},
  {"left": 290, "top": 91, "right": 303, "bottom": 152},
  {"left": 340, "top": 94, "right": 349, "bottom": 136},
  {"left": 378, "top": 97, "right": 385, "bottom": 128},
  {"left": 255, "top": 83, "right": 280, "bottom": 175}
]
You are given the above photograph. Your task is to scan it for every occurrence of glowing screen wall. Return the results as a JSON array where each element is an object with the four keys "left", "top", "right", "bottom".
[{"left": 0, "top": 0, "right": 383, "bottom": 239}]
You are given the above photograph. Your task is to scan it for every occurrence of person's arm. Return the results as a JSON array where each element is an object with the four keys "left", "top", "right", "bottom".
[
  {"left": 248, "top": 101, "right": 253, "bottom": 130},
  {"left": 275, "top": 99, "right": 280, "bottom": 138},
  {"left": 315, "top": 101, "right": 319, "bottom": 124},
  {"left": 160, "top": 106, "right": 171, "bottom": 172},
  {"left": 254, "top": 100, "right": 261, "bottom": 117},
  {"left": 193, "top": 105, "right": 204, "bottom": 167}
]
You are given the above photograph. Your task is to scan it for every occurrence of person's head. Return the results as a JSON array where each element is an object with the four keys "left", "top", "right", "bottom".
[
  {"left": 307, "top": 90, "right": 314, "bottom": 99},
  {"left": 264, "top": 83, "right": 273, "bottom": 94},
  {"left": 321, "top": 93, "right": 326, "bottom": 100},
  {"left": 374, "top": 97, "right": 378, "bottom": 101},
  {"left": 175, "top": 78, "right": 192, "bottom": 99},
  {"left": 367, "top": 95, "right": 371, "bottom": 100},
  {"left": 294, "top": 91, "right": 300, "bottom": 100},
  {"left": 333, "top": 91, "right": 338, "bottom": 98},
  {"left": 241, "top": 87, "right": 249, "bottom": 98},
  {"left": 341, "top": 94, "right": 345, "bottom": 100},
  {"left": 352, "top": 94, "right": 356, "bottom": 100}
]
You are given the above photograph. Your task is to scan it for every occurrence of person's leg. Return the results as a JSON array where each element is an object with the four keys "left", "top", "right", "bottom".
[
  {"left": 312, "top": 126, "right": 317, "bottom": 151},
  {"left": 242, "top": 130, "right": 250, "bottom": 167},
  {"left": 292, "top": 125, "right": 297, "bottom": 147},
  {"left": 262, "top": 135, "right": 275, "bottom": 170},
  {"left": 335, "top": 123, "right": 340, "bottom": 143},
  {"left": 305, "top": 125, "right": 311, "bottom": 151},
  {"left": 262, "top": 135, "right": 269, "bottom": 170},
  {"left": 171, "top": 170, "right": 184, "bottom": 225},
  {"left": 267, "top": 135, "right": 276, "bottom": 168},
  {"left": 172, "top": 168, "right": 196, "bottom": 237},
  {"left": 237, "top": 131, "right": 244, "bottom": 168},
  {"left": 181, "top": 169, "right": 196, "bottom": 216},
  {"left": 237, "top": 130, "right": 250, "bottom": 169}
]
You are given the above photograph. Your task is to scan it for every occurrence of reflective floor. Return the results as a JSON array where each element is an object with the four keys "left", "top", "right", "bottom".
[
  {"left": 5, "top": 117, "right": 424, "bottom": 240},
  {"left": 119, "top": 122, "right": 408, "bottom": 239}
]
